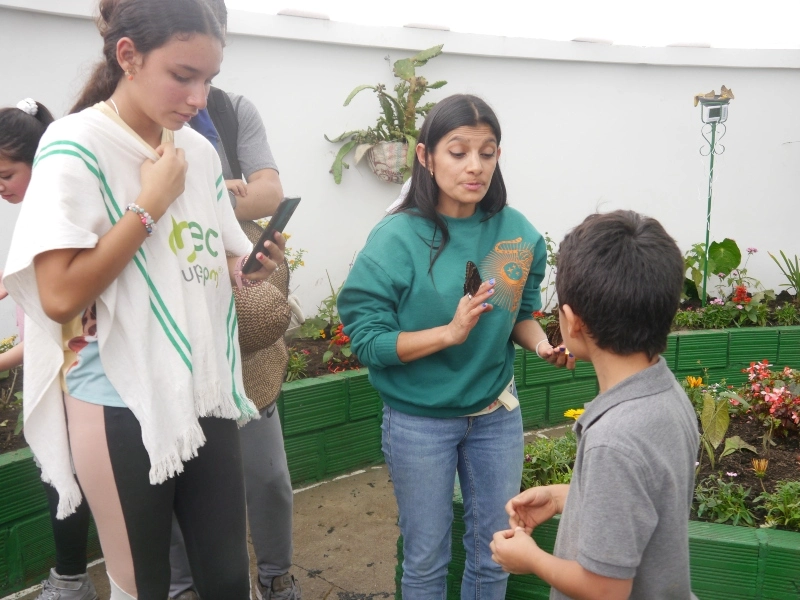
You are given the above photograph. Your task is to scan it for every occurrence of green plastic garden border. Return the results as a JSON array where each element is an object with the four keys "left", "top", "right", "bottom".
[{"left": 1, "top": 325, "right": 798, "bottom": 596}]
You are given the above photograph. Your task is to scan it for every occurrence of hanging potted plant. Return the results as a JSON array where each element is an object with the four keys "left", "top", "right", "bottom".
[{"left": 326, "top": 44, "right": 447, "bottom": 184}]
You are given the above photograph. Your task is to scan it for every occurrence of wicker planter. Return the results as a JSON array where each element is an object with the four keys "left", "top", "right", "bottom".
[{"left": 366, "top": 141, "right": 408, "bottom": 184}]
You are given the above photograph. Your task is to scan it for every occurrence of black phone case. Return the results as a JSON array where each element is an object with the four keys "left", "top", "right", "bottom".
[{"left": 241, "top": 196, "right": 301, "bottom": 274}]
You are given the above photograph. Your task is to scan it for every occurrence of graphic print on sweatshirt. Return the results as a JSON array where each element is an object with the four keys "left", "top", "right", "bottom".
[{"left": 479, "top": 237, "right": 534, "bottom": 313}]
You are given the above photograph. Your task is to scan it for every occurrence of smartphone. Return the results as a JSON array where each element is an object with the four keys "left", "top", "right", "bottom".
[{"left": 241, "top": 196, "right": 301, "bottom": 274}]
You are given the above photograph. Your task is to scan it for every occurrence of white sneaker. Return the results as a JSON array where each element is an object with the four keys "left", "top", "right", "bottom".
[
  {"left": 36, "top": 569, "right": 98, "bottom": 600},
  {"left": 256, "top": 573, "right": 301, "bottom": 600}
]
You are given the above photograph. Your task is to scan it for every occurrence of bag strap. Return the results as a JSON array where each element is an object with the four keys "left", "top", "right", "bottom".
[{"left": 206, "top": 86, "right": 243, "bottom": 179}]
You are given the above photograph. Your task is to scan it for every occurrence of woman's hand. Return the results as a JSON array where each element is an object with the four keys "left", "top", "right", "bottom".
[
  {"left": 226, "top": 179, "right": 248, "bottom": 197},
  {"left": 138, "top": 142, "right": 188, "bottom": 222},
  {"left": 443, "top": 279, "right": 495, "bottom": 346},
  {"left": 536, "top": 341, "right": 576, "bottom": 370}
]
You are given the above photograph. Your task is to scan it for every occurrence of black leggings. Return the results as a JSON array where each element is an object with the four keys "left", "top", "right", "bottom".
[
  {"left": 65, "top": 394, "right": 250, "bottom": 600},
  {"left": 43, "top": 481, "right": 90, "bottom": 576}
]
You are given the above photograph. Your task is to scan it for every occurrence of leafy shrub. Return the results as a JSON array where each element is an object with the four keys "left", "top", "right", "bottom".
[
  {"left": 759, "top": 481, "right": 800, "bottom": 531},
  {"left": 694, "top": 474, "right": 759, "bottom": 527},
  {"left": 521, "top": 432, "right": 577, "bottom": 490}
]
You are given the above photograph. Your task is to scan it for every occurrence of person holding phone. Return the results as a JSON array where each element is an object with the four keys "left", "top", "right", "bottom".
[
  {"left": 167, "top": 3, "right": 301, "bottom": 599},
  {"left": 2, "top": 1, "right": 283, "bottom": 598}
]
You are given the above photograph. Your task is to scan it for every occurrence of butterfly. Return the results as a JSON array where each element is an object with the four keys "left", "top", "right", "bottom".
[{"left": 464, "top": 261, "right": 483, "bottom": 297}]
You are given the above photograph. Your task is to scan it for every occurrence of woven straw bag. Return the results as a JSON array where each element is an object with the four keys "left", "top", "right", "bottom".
[{"left": 233, "top": 220, "right": 291, "bottom": 410}]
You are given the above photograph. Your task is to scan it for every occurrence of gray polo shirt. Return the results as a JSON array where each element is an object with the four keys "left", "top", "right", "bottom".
[{"left": 551, "top": 357, "right": 700, "bottom": 600}]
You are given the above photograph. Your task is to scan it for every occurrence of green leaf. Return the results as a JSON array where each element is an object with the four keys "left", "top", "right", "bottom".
[
  {"left": 410, "top": 44, "right": 444, "bottom": 64},
  {"left": 428, "top": 80, "right": 448, "bottom": 89},
  {"left": 13, "top": 390, "right": 22, "bottom": 403},
  {"left": 708, "top": 238, "right": 741, "bottom": 276},
  {"left": 393, "top": 58, "right": 415, "bottom": 81},
  {"left": 322, "top": 350, "right": 333, "bottom": 363},
  {"left": 0, "top": 370, "right": 8, "bottom": 381},
  {"left": 325, "top": 130, "right": 360, "bottom": 144},
  {"left": 720, "top": 435, "right": 758, "bottom": 458},
  {"left": 329, "top": 139, "right": 360, "bottom": 184},
  {"left": 701, "top": 393, "right": 730, "bottom": 450},
  {"left": 14, "top": 411, "right": 23, "bottom": 436},
  {"left": 343, "top": 85, "right": 377, "bottom": 106}
]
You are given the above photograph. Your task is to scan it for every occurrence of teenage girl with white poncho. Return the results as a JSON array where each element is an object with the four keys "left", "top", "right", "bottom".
[{"left": 2, "top": 1, "right": 284, "bottom": 598}]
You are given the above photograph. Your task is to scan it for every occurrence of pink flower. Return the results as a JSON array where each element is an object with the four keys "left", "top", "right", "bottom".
[
  {"left": 736, "top": 305, "right": 744, "bottom": 310},
  {"left": 726, "top": 472, "right": 738, "bottom": 477},
  {"left": 747, "top": 247, "right": 758, "bottom": 254},
  {"left": 710, "top": 298, "right": 725, "bottom": 306}
]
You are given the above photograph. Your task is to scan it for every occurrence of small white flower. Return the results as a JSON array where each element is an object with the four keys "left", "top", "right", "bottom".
[{"left": 726, "top": 471, "right": 738, "bottom": 477}]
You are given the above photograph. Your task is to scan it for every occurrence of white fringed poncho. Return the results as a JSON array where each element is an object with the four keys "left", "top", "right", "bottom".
[{"left": 2, "top": 104, "right": 257, "bottom": 517}]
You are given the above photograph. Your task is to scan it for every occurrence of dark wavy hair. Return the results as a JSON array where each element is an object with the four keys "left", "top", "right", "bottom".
[
  {"left": 556, "top": 210, "right": 683, "bottom": 359},
  {"left": 0, "top": 101, "right": 55, "bottom": 164},
  {"left": 71, "top": 0, "right": 223, "bottom": 114},
  {"left": 396, "top": 94, "right": 507, "bottom": 270}
]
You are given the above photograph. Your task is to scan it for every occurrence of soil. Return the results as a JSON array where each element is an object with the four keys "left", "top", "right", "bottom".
[
  {"left": 695, "top": 415, "right": 800, "bottom": 496},
  {"left": 287, "top": 337, "right": 363, "bottom": 378}
]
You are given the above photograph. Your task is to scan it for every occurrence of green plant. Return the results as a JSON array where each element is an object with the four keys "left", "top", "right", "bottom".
[
  {"left": 285, "top": 348, "right": 310, "bottom": 382},
  {"left": 295, "top": 271, "right": 343, "bottom": 341},
  {"left": 694, "top": 473, "right": 759, "bottom": 527},
  {"left": 769, "top": 250, "right": 800, "bottom": 302},
  {"left": 521, "top": 432, "right": 577, "bottom": 490},
  {"left": 774, "top": 302, "right": 800, "bottom": 326},
  {"left": 759, "top": 480, "right": 800, "bottom": 530},
  {"left": 695, "top": 385, "right": 750, "bottom": 468},
  {"left": 683, "top": 238, "right": 741, "bottom": 301},
  {"left": 326, "top": 45, "right": 447, "bottom": 183}
]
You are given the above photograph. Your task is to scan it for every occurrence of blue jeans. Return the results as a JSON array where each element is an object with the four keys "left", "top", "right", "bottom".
[{"left": 382, "top": 402, "right": 524, "bottom": 600}]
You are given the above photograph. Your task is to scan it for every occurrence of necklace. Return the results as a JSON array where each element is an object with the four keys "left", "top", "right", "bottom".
[{"left": 108, "top": 98, "right": 120, "bottom": 116}]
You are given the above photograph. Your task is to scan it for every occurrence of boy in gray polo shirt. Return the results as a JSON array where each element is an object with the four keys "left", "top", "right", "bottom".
[{"left": 491, "top": 210, "right": 700, "bottom": 600}]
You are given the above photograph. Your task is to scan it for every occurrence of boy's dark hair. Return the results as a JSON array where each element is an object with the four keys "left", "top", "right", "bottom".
[{"left": 556, "top": 210, "right": 683, "bottom": 359}]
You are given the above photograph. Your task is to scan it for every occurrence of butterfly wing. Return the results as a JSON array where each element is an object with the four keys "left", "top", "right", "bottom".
[{"left": 464, "top": 261, "right": 483, "bottom": 297}]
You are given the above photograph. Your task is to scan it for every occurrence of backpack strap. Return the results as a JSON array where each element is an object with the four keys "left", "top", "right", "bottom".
[{"left": 206, "top": 86, "right": 243, "bottom": 179}]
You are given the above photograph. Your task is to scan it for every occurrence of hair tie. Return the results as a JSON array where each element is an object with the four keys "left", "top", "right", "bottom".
[{"left": 16, "top": 98, "right": 38, "bottom": 117}]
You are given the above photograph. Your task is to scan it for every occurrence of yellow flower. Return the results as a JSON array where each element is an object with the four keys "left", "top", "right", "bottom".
[
  {"left": 686, "top": 376, "right": 703, "bottom": 388},
  {"left": 752, "top": 458, "right": 768, "bottom": 478},
  {"left": 283, "top": 232, "right": 291, "bottom": 241},
  {"left": 564, "top": 408, "right": 584, "bottom": 421},
  {"left": 319, "top": 330, "right": 326, "bottom": 339}
]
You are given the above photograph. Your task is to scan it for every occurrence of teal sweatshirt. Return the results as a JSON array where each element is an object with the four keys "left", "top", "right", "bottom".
[{"left": 338, "top": 206, "right": 546, "bottom": 417}]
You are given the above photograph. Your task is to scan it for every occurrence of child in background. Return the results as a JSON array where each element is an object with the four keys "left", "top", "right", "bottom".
[
  {"left": 0, "top": 98, "right": 98, "bottom": 600},
  {"left": 491, "top": 210, "right": 699, "bottom": 600}
]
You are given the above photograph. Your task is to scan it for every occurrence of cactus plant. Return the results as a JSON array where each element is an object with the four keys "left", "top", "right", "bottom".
[{"left": 326, "top": 44, "right": 447, "bottom": 184}]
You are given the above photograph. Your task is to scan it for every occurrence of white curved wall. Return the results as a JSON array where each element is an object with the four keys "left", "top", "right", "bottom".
[{"left": 1, "top": 1, "right": 798, "bottom": 336}]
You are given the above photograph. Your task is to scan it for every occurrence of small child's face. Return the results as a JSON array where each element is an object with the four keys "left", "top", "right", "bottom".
[{"left": 0, "top": 157, "right": 31, "bottom": 205}]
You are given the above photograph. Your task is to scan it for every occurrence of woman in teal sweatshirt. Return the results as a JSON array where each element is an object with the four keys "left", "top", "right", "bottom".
[{"left": 338, "top": 94, "right": 571, "bottom": 600}]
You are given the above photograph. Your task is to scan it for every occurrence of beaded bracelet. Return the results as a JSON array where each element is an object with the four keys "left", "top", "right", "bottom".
[
  {"left": 233, "top": 254, "right": 259, "bottom": 290},
  {"left": 126, "top": 203, "right": 156, "bottom": 236}
]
